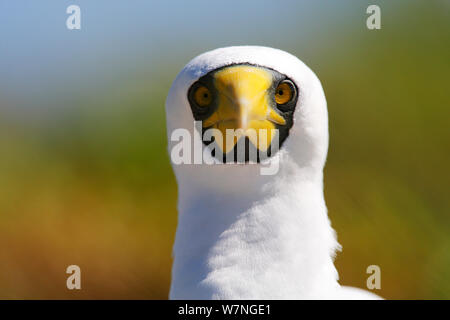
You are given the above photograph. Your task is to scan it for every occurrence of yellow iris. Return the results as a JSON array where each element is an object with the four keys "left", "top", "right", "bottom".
[
  {"left": 193, "top": 85, "right": 212, "bottom": 107},
  {"left": 275, "top": 81, "right": 293, "bottom": 105}
]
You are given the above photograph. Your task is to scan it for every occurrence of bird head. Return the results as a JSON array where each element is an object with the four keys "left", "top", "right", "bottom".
[{"left": 166, "top": 46, "right": 328, "bottom": 194}]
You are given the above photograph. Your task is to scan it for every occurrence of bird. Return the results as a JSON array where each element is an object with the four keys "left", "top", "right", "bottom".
[{"left": 165, "top": 46, "right": 382, "bottom": 300}]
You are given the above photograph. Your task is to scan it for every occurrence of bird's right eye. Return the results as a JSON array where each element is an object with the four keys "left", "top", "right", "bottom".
[
  {"left": 275, "top": 80, "right": 295, "bottom": 105},
  {"left": 193, "top": 85, "right": 212, "bottom": 107}
]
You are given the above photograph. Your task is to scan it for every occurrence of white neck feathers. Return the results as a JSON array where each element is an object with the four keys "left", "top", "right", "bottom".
[{"left": 170, "top": 164, "right": 340, "bottom": 299}]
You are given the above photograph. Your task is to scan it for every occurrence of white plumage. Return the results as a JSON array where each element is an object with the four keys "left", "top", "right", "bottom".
[{"left": 165, "top": 46, "right": 382, "bottom": 300}]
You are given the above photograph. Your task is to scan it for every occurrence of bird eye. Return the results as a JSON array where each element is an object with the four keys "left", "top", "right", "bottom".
[
  {"left": 275, "top": 80, "right": 295, "bottom": 105},
  {"left": 193, "top": 84, "right": 212, "bottom": 107}
]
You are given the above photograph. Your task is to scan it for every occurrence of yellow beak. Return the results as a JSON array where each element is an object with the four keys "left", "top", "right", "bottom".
[{"left": 202, "top": 65, "right": 286, "bottom": 153}]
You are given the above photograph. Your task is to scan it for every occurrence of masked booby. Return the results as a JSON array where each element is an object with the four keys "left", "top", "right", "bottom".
[{"left": 165, "top": 46, "right": 382, "bottom": 300}]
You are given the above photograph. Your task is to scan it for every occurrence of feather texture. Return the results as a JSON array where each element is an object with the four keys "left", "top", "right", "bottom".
[{"left": 166, "top": 46, "right": 382, "bottom": 300}]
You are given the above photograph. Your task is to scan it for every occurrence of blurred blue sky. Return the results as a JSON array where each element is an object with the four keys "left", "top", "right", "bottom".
[
  {"left": 1, "top": 0, "right": 434, "bottom": 110},
  {"left": 0, "top": 1, "right": 366, "bottom": 105}
]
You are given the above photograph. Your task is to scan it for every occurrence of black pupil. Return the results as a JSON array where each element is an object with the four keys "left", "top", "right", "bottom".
[
  {"left": 278, "top": 89, "right": 284, "bottom": 95},
  {"left": 203, "top": 93, "right": 208, "bottom": 98}
]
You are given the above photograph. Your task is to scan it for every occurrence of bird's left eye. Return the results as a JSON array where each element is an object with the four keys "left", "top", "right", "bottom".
[
  {"left": 275, "top": 80, "right": 295, "bottom": 105},
  {"left": 193, "top": 85, "right": 212, "bottom": 107}
]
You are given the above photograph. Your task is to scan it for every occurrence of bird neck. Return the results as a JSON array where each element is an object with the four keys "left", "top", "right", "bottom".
[{"left": 170, "top": 166, "right": 340, "bottom": 299}]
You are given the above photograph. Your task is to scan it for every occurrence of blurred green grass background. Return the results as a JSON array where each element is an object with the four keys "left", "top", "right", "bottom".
[{"left": 0, "top": 1, "right": 449, "bottom": 299}]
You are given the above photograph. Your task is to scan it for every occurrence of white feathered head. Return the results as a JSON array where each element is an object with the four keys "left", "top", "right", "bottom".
[{"left": 166, "top": 46, "right": 328, "bottom": 194}]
